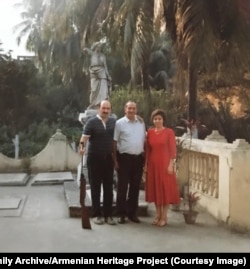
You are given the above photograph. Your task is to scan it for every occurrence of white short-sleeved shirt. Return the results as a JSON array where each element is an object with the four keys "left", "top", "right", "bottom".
[{"left": 113, "top": 116, "right": 146, "bottom": 155}]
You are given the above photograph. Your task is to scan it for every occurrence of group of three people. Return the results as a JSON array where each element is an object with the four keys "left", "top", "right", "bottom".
[{"left": 79, "top": 100, "right": 180, "bottom": 227}]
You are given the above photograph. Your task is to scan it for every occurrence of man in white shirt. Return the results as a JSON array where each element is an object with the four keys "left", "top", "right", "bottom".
[{"left": 113, "top": 101, "right": 146, "bottom": 224}]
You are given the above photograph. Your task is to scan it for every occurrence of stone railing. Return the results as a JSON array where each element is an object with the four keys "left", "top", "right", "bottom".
[
  {"left": 188, "top": 151, "right": 219, "bottom": 198},
  {"left": 0, "top": 129, "right": 80, "bottom": 173},
  {"left": 177, "top": 130, "right": 250, "bottom": 232}
]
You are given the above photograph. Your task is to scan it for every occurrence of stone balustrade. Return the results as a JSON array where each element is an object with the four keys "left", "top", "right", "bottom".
[{"left": 178, "top": 130, "right": 250, "bottom": 232}]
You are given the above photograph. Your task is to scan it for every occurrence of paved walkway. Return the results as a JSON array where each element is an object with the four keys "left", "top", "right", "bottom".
[{"left": 0, "top": 173, "right": 250, "bottom": 253}]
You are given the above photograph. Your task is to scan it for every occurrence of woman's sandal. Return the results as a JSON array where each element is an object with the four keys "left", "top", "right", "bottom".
[
  {"left": 157, "top": 219, "right": 167, "bottom": 227},
  {"left": 152, "top": 217, "right": 160, "bottom": 225}
]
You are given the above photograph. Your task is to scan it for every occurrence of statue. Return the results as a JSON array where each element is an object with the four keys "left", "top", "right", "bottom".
[{"left": 83, "top": 42, "right": 112, "bottom": 110}]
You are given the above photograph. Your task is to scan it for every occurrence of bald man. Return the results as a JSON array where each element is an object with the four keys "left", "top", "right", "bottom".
[{"left": 79, "top": 100, "right": 116, "bottom": 225}]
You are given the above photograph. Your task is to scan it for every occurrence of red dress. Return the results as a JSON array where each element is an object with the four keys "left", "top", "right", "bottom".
[{"left": 145, "top": 127, "right": 180, "bottom": 205}]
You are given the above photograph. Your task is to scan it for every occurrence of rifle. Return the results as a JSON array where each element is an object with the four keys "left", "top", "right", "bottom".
[{"left": 80, "top": 155, "right": 92, "bottom": 229}]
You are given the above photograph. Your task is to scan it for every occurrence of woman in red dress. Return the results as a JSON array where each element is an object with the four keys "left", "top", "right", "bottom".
[{"left": 145, "top": 109, "right": 180, "bottom": 227}]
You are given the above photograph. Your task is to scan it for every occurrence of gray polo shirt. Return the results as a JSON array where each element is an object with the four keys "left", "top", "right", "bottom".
[{"left": 114, "top": 116, "right": 146, "bottom": 155}]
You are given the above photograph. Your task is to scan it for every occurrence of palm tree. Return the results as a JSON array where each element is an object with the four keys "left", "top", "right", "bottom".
[
  {"left": 100, "top": 0, "right": 154, "bottom": 91},
  {"left": 13, "top": 0, "right": 45, "bottom": 55},
  {"left": 163, "top": 0, "right": 250, "bottom": 121},
  {"left": 15, "top": 0, "right": 250, "bottom": 124},
  {"left": 15, "top": 0, "right": 90, "bottom": 109},
  {"left": 14, "top": 0, "right": 160, "bottom": 94}
]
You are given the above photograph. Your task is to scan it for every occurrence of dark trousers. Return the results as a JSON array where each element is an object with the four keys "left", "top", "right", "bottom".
[
  {"left": 87, "top": 154, "right": 114, "bottom": 218},
  {"left": 116, "top": 153, "right": 144, "bottom": 218}
]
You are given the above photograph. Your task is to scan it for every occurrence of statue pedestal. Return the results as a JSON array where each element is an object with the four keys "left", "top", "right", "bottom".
[{"left": 78, "top": 109, "right": 98, "bottom": 125}]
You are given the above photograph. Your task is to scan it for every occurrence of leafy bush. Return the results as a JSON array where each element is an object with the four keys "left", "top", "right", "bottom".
[{"left": 110, "top": 87, "right": 181, "bottom": 127}]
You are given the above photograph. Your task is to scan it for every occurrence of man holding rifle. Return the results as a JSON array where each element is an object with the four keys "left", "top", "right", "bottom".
[{"left": 79, "top": 100, "right": 116, "bottom": 225}]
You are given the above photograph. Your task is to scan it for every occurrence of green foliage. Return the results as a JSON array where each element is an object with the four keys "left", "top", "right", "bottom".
[
  {"left": 18, "top": 120, "right": 60, "bottom": 157},
  {"left": 0, "top": 121, "right": 57, "bottom": 158},
  {"left": 186, "top": 192, "right": 200, "bottom": 212},
  {"left": 110, "top": 87, "right": 181, "bottom": 128},
  {"left": 0, "top": 119, "right": 81, "bottom": 158},
  {"left": 61, "top": 125, "right": 83, "bottom": 147},
  {"left": 0, "top": 56, "right": 83, "bottom": 158},
  {"left": 0, "top": 125, "right": 14, "bottom": 157},
  {"left": 0, "top": 58, "right": 38, "bottom": 135}
]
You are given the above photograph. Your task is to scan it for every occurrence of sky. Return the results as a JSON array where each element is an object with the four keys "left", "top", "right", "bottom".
[{"left": 0, "top": 0, "right": 34, "bottom": 58}]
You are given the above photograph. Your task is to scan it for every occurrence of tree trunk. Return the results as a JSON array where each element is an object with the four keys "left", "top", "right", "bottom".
[
  {"left": 188, "top": 60, "right": 197, "bottom": 121},
  {"left": 141, "top": 65, "right": 150, "bottom": 91}
]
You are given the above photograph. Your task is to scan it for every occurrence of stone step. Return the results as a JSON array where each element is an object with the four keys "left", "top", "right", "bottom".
[
  {"left": 0, "top": 173, "right": 30, "bottom": 186},
  {"left": 64, "top": 181, "right": 148, "bottom": 218}
]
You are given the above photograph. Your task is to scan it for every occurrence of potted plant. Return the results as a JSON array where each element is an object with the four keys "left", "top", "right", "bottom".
[{"left": 182, "top": 190, "right": 200, "bottom": 224}]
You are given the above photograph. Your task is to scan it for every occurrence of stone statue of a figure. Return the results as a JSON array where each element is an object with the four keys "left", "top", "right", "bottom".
[{"left": 83, "top": 42, "right": 112, "bottom": 110}]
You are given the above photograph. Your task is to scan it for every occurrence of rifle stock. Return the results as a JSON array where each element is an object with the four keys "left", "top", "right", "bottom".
[{"left": 80, "top": 165, "right": 92, "bottom": 229}]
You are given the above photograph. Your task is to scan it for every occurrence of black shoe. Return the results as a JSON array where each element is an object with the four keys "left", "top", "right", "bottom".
[
  {"left": 117, "top": 217, "right": 126, "bottom": 224},
  {"left": 128, "top": 216, "right": 141, "bottom": 223}
]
